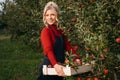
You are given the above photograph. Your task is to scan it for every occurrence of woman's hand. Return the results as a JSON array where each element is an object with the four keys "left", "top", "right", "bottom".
[{"left": 54, "top": 64, "right": 65, "bottom": 76}]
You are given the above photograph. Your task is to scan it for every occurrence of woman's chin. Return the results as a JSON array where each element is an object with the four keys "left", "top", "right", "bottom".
[{"left": 48, "top": 23, "right": 54, "bottom": 25}]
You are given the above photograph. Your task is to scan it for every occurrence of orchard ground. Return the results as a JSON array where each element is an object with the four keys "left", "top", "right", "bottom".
[{"left": 0, "top": 34, "right": 42, "bottom": 80}]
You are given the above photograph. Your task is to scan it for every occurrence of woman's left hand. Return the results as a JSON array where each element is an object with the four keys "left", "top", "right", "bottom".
[{"left": 54, "top": 64, "right": 65, "bottom": 76}]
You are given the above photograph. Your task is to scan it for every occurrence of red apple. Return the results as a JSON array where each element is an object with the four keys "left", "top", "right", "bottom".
[
  {"left": 116, "top": 37, "right": 120, "bottom": 43},
  {"left": 89, "top": 0, "right": 94, "bottom": 3},
  {"left": 71, "top": 18, "right": 77, "bottom": 22},
  {"left": 75, "top": 59, "right": 82, "bottom": 65},
  {"left": 73, "top": 45, "right": 79, "bottom": 50},
  {"left": 78, "top": 77, "right": 82, "bottom": 80},
  {"left": 103, "top": 69, "right": 109, "bottom": 74}
]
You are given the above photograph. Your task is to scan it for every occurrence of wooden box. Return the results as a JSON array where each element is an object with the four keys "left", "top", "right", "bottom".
[{"left": 42, "top": 65, "right": 92, "bottom": 76}]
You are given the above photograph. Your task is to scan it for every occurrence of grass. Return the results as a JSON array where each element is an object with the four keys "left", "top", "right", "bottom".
[{"left": 0, "top": 35, "right": 43, "bottom": 80}]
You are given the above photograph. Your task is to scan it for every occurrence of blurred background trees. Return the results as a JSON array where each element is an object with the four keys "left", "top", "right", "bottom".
[{"left": 0, "top": 0, "right": 120, "bottom": 79}]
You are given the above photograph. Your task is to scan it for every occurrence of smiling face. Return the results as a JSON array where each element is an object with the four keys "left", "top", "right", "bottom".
[{"left": 45, "top": 9, "right": 58, "bottom": 25}]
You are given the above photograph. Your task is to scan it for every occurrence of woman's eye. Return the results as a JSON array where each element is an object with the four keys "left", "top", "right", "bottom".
[
  {"left": 45, "top": 14, "right": 49, "bottom": 16},
  {"left": 51, "top": 14, "right": 55, "bottom": 16}
]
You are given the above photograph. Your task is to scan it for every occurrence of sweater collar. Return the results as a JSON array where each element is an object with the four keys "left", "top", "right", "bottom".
[{"left": 48, "top": 24, "right": 58, "bottom": 30}]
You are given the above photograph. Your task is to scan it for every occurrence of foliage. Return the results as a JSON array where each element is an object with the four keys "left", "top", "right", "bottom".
[
  {"left": 0, "top": 0, "right": 44, "bottom": 50},
  {"left": 60, "top": 0, "right": 120, "bottom": 79}
]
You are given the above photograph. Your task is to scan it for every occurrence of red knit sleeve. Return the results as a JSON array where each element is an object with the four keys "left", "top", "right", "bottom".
[{"left": 40, "top": 28, "right": 57, "bottom": 66}]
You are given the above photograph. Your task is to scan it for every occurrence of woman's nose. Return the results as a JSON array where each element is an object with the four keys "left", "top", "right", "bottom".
[
  {"left": 49, "top": 15, "right": 52, "bottom": 19},
  {"left": 49, "top": 16, "right": 52, "bottom": 20}
]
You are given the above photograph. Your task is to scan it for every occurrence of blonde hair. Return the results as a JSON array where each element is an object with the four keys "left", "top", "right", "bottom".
[{"left": 43, "top": 1, "right": 60, "bottom": 26}]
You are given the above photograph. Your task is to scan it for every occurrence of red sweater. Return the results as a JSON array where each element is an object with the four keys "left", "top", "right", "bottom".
[{"left": 40, "top": 25, "right": 76, "bottom": 66}]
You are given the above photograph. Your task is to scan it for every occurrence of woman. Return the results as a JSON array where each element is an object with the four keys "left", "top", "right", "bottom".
[{"left": 37, "top": 1, "right": 80, "bottom": 80}]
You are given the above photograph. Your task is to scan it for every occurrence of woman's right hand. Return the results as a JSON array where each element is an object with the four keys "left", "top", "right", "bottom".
[{"left": 54, "top": 64, "right": 65, "bottom": 76}]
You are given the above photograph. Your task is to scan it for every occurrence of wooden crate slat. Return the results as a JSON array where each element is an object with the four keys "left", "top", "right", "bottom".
[{"left": 43, "top": 65, "right": 92, "bottom": 76}]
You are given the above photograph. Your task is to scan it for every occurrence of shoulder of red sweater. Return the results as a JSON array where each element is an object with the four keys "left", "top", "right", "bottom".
[
  {"left": 41, "top": 27, "right": 51, "bottom": 34},
  {"left": 59, "top": 29, "right": 63, "bottom": 32}
]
